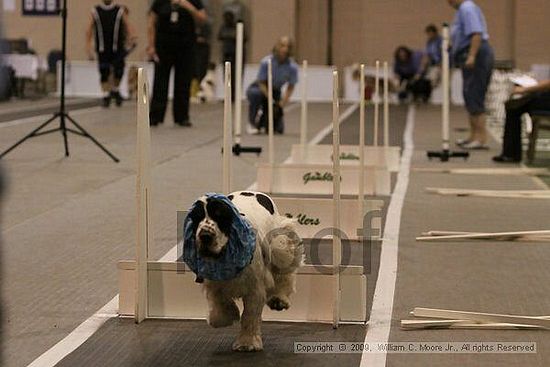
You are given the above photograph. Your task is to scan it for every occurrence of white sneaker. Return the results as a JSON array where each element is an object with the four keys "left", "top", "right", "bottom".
[
  {"left": 455, "top": 138, "right": 471, "bottom": 146},
  {"left": 461, "top": 140, "right": 489, "bottom": 150},
  {"left": 246, "top": 124, "right": 259, "bottom": 135}
]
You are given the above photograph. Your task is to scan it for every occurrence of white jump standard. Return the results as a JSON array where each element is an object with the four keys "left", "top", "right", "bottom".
[
  {"left": 427, "top": 23, "right": 469, "bottom": 162},
  {"left": 231, "top": 22, "right": 261, "bottom": 156}
]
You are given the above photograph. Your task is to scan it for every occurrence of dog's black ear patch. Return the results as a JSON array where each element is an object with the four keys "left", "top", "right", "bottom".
[
  {"left": 240, "top": 192, "right": 255, "bottom": 196},
  {"left": 188, "top": 201, "right": 206, "bottom": 233},
  {"left": 228, "top": 194, "right": 234, "bottom": 200},
  {"left": 256, "top": 193, "right": 275, "bottom": 215},
  {"left": 206, "top": 198, "right": 233, "bottom": 236}
]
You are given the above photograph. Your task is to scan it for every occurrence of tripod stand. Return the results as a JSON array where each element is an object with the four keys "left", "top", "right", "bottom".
[{"left": 0, "top": 0, "right": 119, "bottom": 162}]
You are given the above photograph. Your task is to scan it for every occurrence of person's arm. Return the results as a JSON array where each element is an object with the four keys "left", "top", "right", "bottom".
[
  {"left": 258, "top": 81, "right": 268, "bottom": 97},
  {"left": 416, "top": 54, "right": 430, "bottom": 80},
  {"left": 85, "top": 13, "right": 95, "bottom": 60},
  {"left": 123, "top": 12, "right": 137, "bottom": 47},
  {"left": 174, "top": 0, "right": 207, "bottom": 24},
  {"left": 465, "top": 33, "right": 482, "bottom": 69},
  {"left": 147, "top": 12, "right": 159, "bottom": 62},
  {"left": 514, "top": 80, "right": 550, "bottom": 95},
  {"left": 280, "top": 84, "right": 294, "bottom": 107}
]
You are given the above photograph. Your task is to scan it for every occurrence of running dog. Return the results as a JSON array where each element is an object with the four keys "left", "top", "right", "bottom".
[{"left": 183, "top": 191, "right": 303, "bottom": 352}]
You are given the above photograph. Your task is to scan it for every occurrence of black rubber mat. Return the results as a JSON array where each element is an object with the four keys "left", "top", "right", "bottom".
[{"left": 55, "top": 318, "right": 365, "bottom": 367}]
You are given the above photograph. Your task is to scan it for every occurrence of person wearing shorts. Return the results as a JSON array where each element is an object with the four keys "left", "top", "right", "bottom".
[
  {"left": 86, "top": 1, "right": 135, "bottom": 107},
  {"left": 448, "top": 0, "right": 494, "bottom": 150}
]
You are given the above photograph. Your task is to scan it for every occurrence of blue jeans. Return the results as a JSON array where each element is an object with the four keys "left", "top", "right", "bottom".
[
  {"left": 246, "top": 83, "right": 283, "bottom": 132},
  {"left": 461, "top": 42, "right": 494, "bottom": 115}
]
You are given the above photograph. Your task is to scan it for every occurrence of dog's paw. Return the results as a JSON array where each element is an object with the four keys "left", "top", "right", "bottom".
[
  {"left": 232, "top": 334, "right": 263, "bottom": 352},
  {"left": 267, "top": 296, "right": 290, "bottom": 311},
  {"left": 208, "top": 303, "right": 240, "bottom": 328}
]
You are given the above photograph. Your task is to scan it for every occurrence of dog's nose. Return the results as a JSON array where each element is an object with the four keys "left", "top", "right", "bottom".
[{"left": 199, "top": 232, "right": 214, "bottom": 245}]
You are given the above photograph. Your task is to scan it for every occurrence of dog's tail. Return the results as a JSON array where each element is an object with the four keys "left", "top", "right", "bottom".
[{"left": 267, "top": 216, "right": 304, "bottom": 274}]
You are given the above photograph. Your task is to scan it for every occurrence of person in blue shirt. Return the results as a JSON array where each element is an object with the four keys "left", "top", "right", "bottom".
[
  {"left": 424, "top": 24, "right": 443, "bottom": 66},
  {"left": 393, "top": 46, "right": 428, "bottom": 102},
  {"left": 448, "top": 0, "right": 494, "bottom": 150},
  {"left": 246, "top": 36, "right": 298, "bottom": 134}
]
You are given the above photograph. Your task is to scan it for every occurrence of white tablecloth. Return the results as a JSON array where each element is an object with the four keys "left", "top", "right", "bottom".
[{"left": 3, "top": 54, "right": 47, "bottom": 80}]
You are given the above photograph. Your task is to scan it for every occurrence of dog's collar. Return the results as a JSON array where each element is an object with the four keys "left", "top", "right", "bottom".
[{"left": 183, "top": 193, "right": 256, "bottom": 281}]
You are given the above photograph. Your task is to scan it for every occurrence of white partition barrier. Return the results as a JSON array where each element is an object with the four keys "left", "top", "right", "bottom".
[
  {"left": 257, "top": 162, "right": 391, "bottom": 196},
  {"left": 58, "top": 60, "right": 158, "bottom": 98},
  {"left": 289, "top": 144, "right": 401, "bottom": 172}
]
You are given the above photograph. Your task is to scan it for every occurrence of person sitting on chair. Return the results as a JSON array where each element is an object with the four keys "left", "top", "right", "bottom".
[
  {"left": 86, "top": 0, "right": 136, "bottom": 108},
  {"left": 246, "top": 36, "right": 298, "bottom": 135},
  {"left": 493, "top": 80, "right": 550, "bottom": 163}
]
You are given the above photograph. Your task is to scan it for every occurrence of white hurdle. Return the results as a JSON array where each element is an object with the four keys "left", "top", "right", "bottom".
[
  {"left": 257, "top": 64, "right": 391, "bottom": 196},
  {"left": 117, "top": 67, "right": 366, "bottom": 325},
  {"left": 257, "top": 64, "right": 384, "bottom": 241},
  {"left": 288, "top": 61, "right": 400, "bottom": 172}
]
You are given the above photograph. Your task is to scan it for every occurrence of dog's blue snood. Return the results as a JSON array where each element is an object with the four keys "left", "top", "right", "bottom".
[{"left": 183, "top": 193, "right": 256, "bottom": 281}]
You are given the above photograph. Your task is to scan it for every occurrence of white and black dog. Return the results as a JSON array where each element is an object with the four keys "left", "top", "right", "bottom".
[{"left": 183, "top": 191, "right": 303, "bottom": 352}]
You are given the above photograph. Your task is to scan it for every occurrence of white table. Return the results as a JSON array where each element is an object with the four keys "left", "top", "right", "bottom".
[{"left": 3, "top": 54, "right": 47, "bottom": 80}]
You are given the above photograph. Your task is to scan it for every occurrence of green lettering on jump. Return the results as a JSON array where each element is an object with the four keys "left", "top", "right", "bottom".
[
  {"left": 340, "top": 152, "right": 360, "bottom": 160},
  {"left": 303, "top": 171, "right": 336, "bottom": 184},
  {"left": 330, "top": 152, "right": 360, "bottom": 161},
  {"left": 284, "top": 212, "right": 321, "bottom": 226}
]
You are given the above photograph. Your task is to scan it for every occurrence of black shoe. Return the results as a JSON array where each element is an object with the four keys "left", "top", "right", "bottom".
[
  {"left": 176, "top": 120, "right": 192, "bottom": 127},
  {"left": 111, "top": 91, "right": 123, "bottom": 107},
  {"left": 102, "top": 95, "right": 111, "bottom": 108},
  {"left": 492, "top": 154, "right": 521, "bottom": 163},
  {"left": 150, "top": 121, "right": 159, "bottom": 126}
]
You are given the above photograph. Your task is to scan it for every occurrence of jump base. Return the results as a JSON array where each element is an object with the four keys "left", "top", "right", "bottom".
[{"left": 118, "top": 261, "right": 367, "bottom": 323}]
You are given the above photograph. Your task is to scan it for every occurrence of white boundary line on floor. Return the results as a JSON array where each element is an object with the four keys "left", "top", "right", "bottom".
[
  {"left": 26, "top": 103, "right": 359, "bottom": 367},
  {"left": 360, "top": 105, "right": 415, "bottom": 367},
  {"left": 310, "top": 103, "right": 358, "bottom": 145},
  {"left": 0, "top": 107, "right": 103, "bottom": 129}
]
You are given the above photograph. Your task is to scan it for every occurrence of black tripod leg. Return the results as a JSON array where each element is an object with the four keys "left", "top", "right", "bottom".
[
  {"left": 60, "top": 113, "right": 70, "bottom": 157},
  {"left": 0, "top": 113, "right": 59, "bottom": 159},
  {"left": 65, "top": 114, "right": 120, "bottom": 163}
]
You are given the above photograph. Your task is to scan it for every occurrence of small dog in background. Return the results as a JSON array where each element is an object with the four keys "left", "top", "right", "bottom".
[{"left": 183, "top": 191, "right": 303, "bottom": 352}]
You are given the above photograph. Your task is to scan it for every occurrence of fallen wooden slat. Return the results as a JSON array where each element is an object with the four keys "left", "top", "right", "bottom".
[
  {"left": 400, "top": 319, "right": 543, "bottom": 330},
  {"left": 416, "top": 230, "right": 550, "bottom": 242},
  {"left": 425, "top": 187, "right": 550, "bottom": 199},
  {"left": 414, "top": 167, "right": 550, "bottom": 176},
  {"left": 420, "top": 230, "right": 550, "bottom": 242},
  {"left": 411, "top": 308, "right": 550, "bottom": 329}
]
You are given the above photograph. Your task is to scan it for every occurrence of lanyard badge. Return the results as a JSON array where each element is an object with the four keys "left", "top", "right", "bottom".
[{"left": 170, "top": 10, "right": 179, "bottom": 23}]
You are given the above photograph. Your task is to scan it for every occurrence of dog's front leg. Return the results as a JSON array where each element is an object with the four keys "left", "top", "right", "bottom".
[
  {"left": 206, "top": 287, "right": 240, "bottom": 328},
  {"left": 232, "top": 293, "right": 264, "bottom": 352}
]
